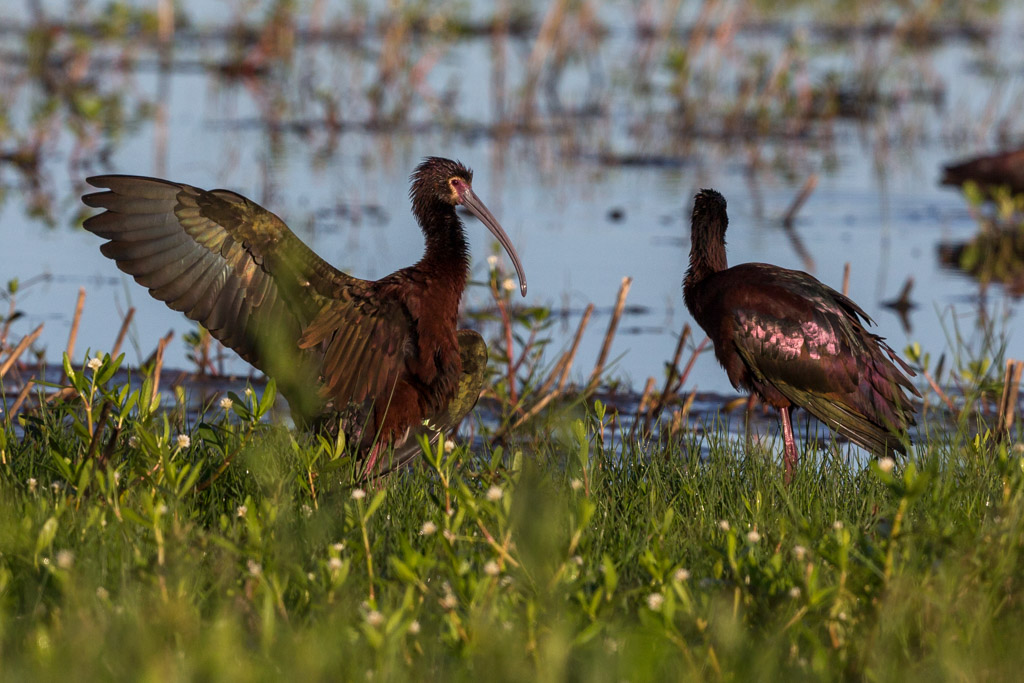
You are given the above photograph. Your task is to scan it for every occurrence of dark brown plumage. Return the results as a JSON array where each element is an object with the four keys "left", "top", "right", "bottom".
[
  {"left": 82, "top": 157, "right": 526, "bottom": 475},
  {"left": 683, "top": 189, "right": 919, "bottom": 480},
  {"left": 942, "top": 148, "right": 1024, "bottom": 195}
]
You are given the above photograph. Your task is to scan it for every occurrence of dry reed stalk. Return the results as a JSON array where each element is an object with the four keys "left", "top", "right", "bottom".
[
  {"left": 671, "top": 337, "right": 709, "bottom": 394},
  {"left": 157, "top": 0, "right": 174, "bottom": 43},
  {"left": 492, "top": 385, "right": 562, "bottom": 442},
  {"left": 111, "top": 307, "right": 135, "bottom": 358},
  {"left": 509, "top": 326, "right": 539, "bottom": 379},
  {"left": 150, "top": 331, "right": 174, "bottom": 406},
  {"left": 679, "top": 388, "right": 697, "bottom": 420},
  {"left": 587, "top": 277, "right": 632, "bottom": 391},
  {"left": 557, "top": 303, "right": 598, "bottom": 393},
  {"left": 630, "top": 376, "right": 657, "bottom": 439},
  {"left": 637, "top": 376, "right": 656, "bottom": 416},
  {"left": 9, "top": 379, "right": 35, "bottom": 417},
  {"left": 1, "top": 293, "right": 19, "bottom": 347},
  {"left": 783, "top": 174, "right": 818, "bottom": 228},
  {"left": 495, "top": 304, "right": 598, "bottom": 441},
  {"left": 42, "top": 387, "right": 78, "bottom": 410},
  {"left": 922, "top": 366, "right": 956, "bottom": 414},
  {"left": 686, "top": 0, "right": 718, "bottom": 68},
  {"left": 491, "top": 0, "right": 509, "bottom": 123},
  {"left": 0, "top": 323, "right": 43, "bottom": 379},
  {"left": 86, "top": 401, "right": 114, "bottom": 462},
  {"left": 518, "top": 0, "right": 569, "bottom": 121},
  {"left": 65, "top": 288, "right": 86, "bottom": 368},
  {"left": 842, "top": 263, "right": 851, "bottom": 297},
  {"left": 996, "top": 359, "right": 1023, "bottom": 441},
  {"left": 646, "top": 323, "right": 692, "bottom": 428}
]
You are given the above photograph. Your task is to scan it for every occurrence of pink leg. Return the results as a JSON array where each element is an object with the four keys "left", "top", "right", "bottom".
[
  {"left": 779, "top": 406, "right": 799, "bottom": 484},
  {"left": 362, "top": 440, "right": 386, "bottom": 477}
]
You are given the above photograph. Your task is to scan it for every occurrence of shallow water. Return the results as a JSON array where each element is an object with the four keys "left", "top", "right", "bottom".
[{"left": 2, "top": 1, "right": 1022, "bottom": 416}]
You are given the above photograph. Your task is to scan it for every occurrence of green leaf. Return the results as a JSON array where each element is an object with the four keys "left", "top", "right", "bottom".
[
  {"left": 62, "top": 353, "right": 73, "bottom": 379},
  {"left": 389, "top": 556, "right": 422, "bottom": 586},
  {"left": 97, "top": 353, "right": 124, "bottom": 386},
  {"left": 602, "top": 553, "right": 618, "bottom": 596},
  {"left": 257, "top": 379, "right": 277, "bottom": 418},
  {"left": 34, "top": 517, "right": 59, "bottom": 564},
  {"left": 364, "top": 490, "right": 387, "bottom": 522}
]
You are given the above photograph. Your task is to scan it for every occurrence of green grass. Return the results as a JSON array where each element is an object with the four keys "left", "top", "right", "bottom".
[{"left": 1, "top": 354, "right": 1023, "bottom": 681}]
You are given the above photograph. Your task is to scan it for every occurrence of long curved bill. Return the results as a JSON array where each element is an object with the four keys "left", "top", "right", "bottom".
[{"left": 460, "top": 188, "right": 528, "bottom": 296}]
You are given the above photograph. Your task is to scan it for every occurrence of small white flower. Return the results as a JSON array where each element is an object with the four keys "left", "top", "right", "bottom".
[
  {"left": 440, "top": 592, "right": 457, "bottom": 610},
  {"left": 838, "top": 611, "right": 847, "bottom": 622},
  {"left": 351, "top": 488, "right": 366, "bottom": 501},
  {"left": 877, "top": 457, "right": 895, "bottom": 473},
  {"left": 793, "top": 545, "right": 807, "bottom": 561},
  {"left": 789, "top": 586, "right": 801, "bottom": 599},
  {"left": 301, "top": 504, "right": 313, "bottom": 518},
  {"left": 244, "top": 387, "right": 254, "bottom": 397},
  {"left": 56, "top": 550, "right": 74, "bottom": 569},
  {"left": 570, "top": 478, "right": 583, "bottom": 491},
  {"left": 27, "top": 478, "right": 37, "bottom": 493},
  {"left": 332, "top": 542, "right": 345, "bottom": 552},
  {"left": 408, "top": 620, "right": 421, "bottom": 635},
  {"left": 443, "top": 529, "right": 456, "bottom": 543},
  {"left": 328, "top": 557, "right": 343, "bottom": 571},
  {"left": 236, "top": 505, "right": 247, "bottom": 518},
  {"left": 176, "top": 434, "right": 190, "bottom": 449},
  {"left": 573, "top": 555, "right": 583, "bottom": 566},
  {"left": 87, "top": 357, "right": 102, "bottom": 371},
  {"left": 718, "top": 520, "right": 730, "bottom": 532},
  {"left": 247, "top": 559, "right": 262, "bottom": 576},
  {"left": 443, "top": 439, "right": 455, "bottom": 453},
  {"left": 483, "top": 560, "right": 500, "bottom": 576},
  {"left": 96, "top": 587, "right": 109, "bottom": 600},
  {"left": 486, "top": 254, "right": 499, "bottom": 269},
  {"left": 501, "top": 278, "right": 516, "bottom": 292},
  {"left": 219, "top": 397, "right": 233, "bottom": 410},
  {"left": 51, "top": 481, "right": 63, "bottom": 492},
  {"left": 485, "top": 485, "right": 503, "bottom": 502},
  {"left": 127, "top": 435, "right": 139, "bottom": 449},
  {"left": 674, "top": 568, "right": 691, "bottom": 582},
  {"left": 366, "top": 610, "right": 385, "bottom": 627},
  {"left": 832, "top": 520, "right": 844, "bottom": 531},
  {"left": 157, "top": 503, "right": 168, "bottom": 515},
  {"left": 646, "top": 592, "right": 665, "bottom": 611},
  {"left": 747, "top": 530, "right": 761, "bottom": 543},
  {"left": 420, "top": 521, "right": 437, "bottom": 536}
]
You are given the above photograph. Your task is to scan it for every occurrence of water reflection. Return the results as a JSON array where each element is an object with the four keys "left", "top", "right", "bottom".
[{"left": 0, "top": 0, "right": 1020, "bottom": 401}]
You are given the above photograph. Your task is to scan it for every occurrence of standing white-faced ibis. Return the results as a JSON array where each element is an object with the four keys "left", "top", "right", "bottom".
[
  {"left": 82, "top": 157, "right": 526, "bottom": 474},
  {"left": 683, "top": 189, "right": 919, "bottom": 479}
]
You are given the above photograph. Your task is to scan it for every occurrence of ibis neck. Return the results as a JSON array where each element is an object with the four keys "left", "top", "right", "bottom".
[
  {"left": 685, "top": 233, "right": 727, "bottom": 287},
  {"left": 419, "top": 205, "right": 471, "bottom": 290},
  {"left": 683, "top": 231, "right": 727, "bottom": 312}
]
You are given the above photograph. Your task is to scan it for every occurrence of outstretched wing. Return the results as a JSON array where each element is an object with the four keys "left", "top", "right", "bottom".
[
  {"left": 82, "top": 175, "right": 413, "bottom": 421},
  {"left": 727, "top": 268, "right": 918, "bottom": 455}
]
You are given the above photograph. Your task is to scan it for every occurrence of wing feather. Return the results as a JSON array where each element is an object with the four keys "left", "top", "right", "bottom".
[
  {"left": 84, "top": 174, "right": 420, "bottom": 426},
  {"left": 724, "top": 267, "right": 917, "bottom": 456}
]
